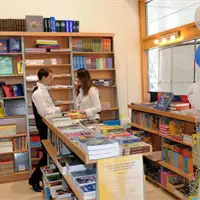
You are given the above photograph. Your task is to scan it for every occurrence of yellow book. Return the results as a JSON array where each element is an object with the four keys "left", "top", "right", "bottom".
[{"left": 0, "top": 100, "right": 5, "bottom": 118}]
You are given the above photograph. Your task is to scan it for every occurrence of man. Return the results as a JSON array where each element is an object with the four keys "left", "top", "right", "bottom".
[{"left": 29, "top": 68, "right": 68, "bottom": 192}]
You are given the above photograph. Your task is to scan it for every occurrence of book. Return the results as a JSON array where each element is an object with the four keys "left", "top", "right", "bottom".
[
  {"left": 0, "top": 124, "right": 16, "bottom": 136},
  {"left": 71, "top": 168, "right": 96, "bottom": 179},
  {"left": 12, "top": 84, "right": 24, "bottom": 96},
  {"left": 78, "top": 137, "right": 119, "bottom": 151},
  {"left": 55, "top": 188, "right": 73, "bottom": 199},
  {"left": 0, "top": 40, "right": 8, "bottom": 52},
  {"left": 114, "top": 135, "right": 141, "bottom": 144},
  {"left": 14, "top": 152, "right": 29, "bottom": 171},
  {"left": 56, "top": 20, "right": 61, "bottom": 32},
  {"left": 2, "top": 85, "right": 14, "bottom": 97},
  {"left": 75, "top": 175, "right": 96, "bottom": 187},
  {"left": 8, "top": 39, "right": 21, "bottom": 52},
  {"left": 45, "top": 173, "right": 62, "bottom": 186},
  {"left": 60, "top": 20, "right": 66, "bottom": 32},
  {"left": 43, "top": 18, "right": 49, "bottom": 32},
  {"left": 50, "top": 17, "right": 56, "bottom": 32},
  {"left": 0, "top": 100, "right": 5, "bottom": 117},
  {"left": 0, "top": 57, "right": 13, "bottom": 75},
  {"left": 154, "top": 92, "right": 174, "bottom": 111},
  {"left": 25, "top": 15, "right": 44, "bottom": 32},
  {"left": 80, "top": 183, "right": 96, "bottom": 199}
]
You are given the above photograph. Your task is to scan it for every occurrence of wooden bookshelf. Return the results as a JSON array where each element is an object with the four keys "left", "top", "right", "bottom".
[
  {"left": 0, "top": 74, "right": 23, "bottom": 78},
  {"left": 25, "top": 52, "right": 71, "bottom": 55},
  {"left": 0, "top": 96, "right": 24, "bottom": 100},
  {"left": 73, "top": 52, "right": 114, "bottom": 55},
  {"left": 1, "top": 115, "right": 26, "bottom": 119},
  {"left": 0, "top": 52, "right": 22, "bottom": 55},
  {"left": 26, "top": 64, "right": 71, "bottom": 68},
  {"left": 42, "top": 140, "right": 84, "bottom": 200},
  {"left": 159, "top": 161, "right": 190, "bottom": 179},
  {"left": 0, "top": 171, "right": 30, "bottom": 184},
  {"left": 0, "top": 133, "right": 27, "bottom": 139}
]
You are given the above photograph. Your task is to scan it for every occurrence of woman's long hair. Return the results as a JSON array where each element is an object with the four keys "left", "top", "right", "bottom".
[{"left": 77, "top": 68, "right": 93, "bottom": 96}]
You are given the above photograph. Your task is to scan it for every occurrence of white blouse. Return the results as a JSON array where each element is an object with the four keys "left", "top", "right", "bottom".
[{"left": 75, "top": 86, "right": 101, "bottom": 120}]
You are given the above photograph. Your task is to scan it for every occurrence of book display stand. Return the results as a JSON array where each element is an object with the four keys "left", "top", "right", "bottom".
[
  {"left": 41, "top": 115, "right": 152, "bottom": 200},
  {"left": 128, "top": 104, "right": 198, "bottom": 200}
]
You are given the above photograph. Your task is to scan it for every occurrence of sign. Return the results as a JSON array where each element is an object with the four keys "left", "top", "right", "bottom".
[
  {"left": 195, "top": 6, "right": 200, "bottom": 30},
  {"left": 97, "top": 154, "right": 145, "bottom": 200}
]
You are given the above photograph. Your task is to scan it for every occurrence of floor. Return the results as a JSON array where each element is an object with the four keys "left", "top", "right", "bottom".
[{"left": 0, "top": 180, "right": 176, "bottom": 200}]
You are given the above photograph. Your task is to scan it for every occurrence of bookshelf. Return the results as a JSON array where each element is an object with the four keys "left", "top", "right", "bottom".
[
  {"left": 128, "top": 104, "right": 195, "bottom": 200},
  {"left": 0, "top": 32, "right": 119, "bottom": 175},
  {"left": 42, "top": 116, "right": 152, "bottom": 200},
  {"left": 0, "top": 36, "right": 31, "bottom": 183}
]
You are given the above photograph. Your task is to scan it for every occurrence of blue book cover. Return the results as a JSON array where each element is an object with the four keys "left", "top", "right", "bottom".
[
  {"left": 68, "top": 20, "right": 73, "bottom": 32},
  {"left": 80, "top": 183, "right": 96, "bottom": 193},
  {"left": 65, "top": 20, "right": 69, "bottom": 32},
  {"left": 50, "top": 17, "right": 56, "bottom": 32},
  {"left": 0, "top": 57, "right": 13, "bottom": 75},
  {"left": 83, "top": 56, "right": 86, "bottom": 68},
  {"left": 13, "top": 84, "right": 24, "bottom": 96},
  {"left": 167, "top": 150, "right": 171, "bottom": 163},
  {"left": 72, "top": 21, "right": 76, "bottom": 32},
  {"left": 0, "top": 40, "right": 8, "bottom": 53},
  {"left": 8, "top": 39, "right": 21, "bottom": 52},
  {"left": 73, "top": 57, "right": 76, "bottom": 69},
  {"left": 173, "top": 152, "right": 179, "bottom": 168},
  {"left": 183, "top": 156, "right": 188, "bottom": 173}
]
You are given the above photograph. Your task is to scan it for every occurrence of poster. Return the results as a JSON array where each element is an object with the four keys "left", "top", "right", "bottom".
[{"left": 97, "top": 154, "right": 145, "bottom": 200}]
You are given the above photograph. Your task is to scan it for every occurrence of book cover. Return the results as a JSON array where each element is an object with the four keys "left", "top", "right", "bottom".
[
  {"left": 25, "top": 15, "right": 44, "bottom": 32},
  {"left": 0, "top": 57, "right": 13, "bottom": 75},
  {"left": 0, "top": 100, "right": 5, "bottom": 118},
  {"left": 154, "top": 92, "right": 174, "bottom": 111},
  {"left": 43, "top": 18, "right": 48, "bottom": 32},
  {"left": 14, "top": 152, "right": 29, "bottom": 172},
  {"left": 60, "top": 20, "right": 66, "bottom": 32},
  {"left": 80, "top": 183, "right": 96, "bottom": 193},
  {"left": 8, "top": 39, "right": 21, "bottom": 52},
  {"left": 75, "top": 175, "right": 96, "bottom": 186},
  {"left": 71, "top": 168, "right": 96, "bottom": 178},
  {"left": 2, "top": 85, "right": 14, "bottom": 97},
  {"left": 0, "top": 40, "right": 8, "bottom": 52},
  {"left": 12, "top": 84, "right": 24, "bottom": 96},
  {"left": 55, "top": 20, "right": 61, "bottom": 32}
]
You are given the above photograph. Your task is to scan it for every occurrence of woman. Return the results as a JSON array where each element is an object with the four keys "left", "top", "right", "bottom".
[{"left": 75, "top": 68, "right": 101, "bottom": 120}]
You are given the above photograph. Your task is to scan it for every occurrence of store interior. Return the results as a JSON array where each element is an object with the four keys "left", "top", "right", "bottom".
[{"left": 0, "top": 0, "right": 200, "bottom": 200}]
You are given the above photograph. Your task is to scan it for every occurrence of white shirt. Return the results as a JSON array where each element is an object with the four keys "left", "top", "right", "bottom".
[
  {"left": 75, "top": 86, "right": 101, "bottom": 120},
  {"left": 187, "top": 82, "right": 200, "bottom": 110},
  {"left": 32, "top": 82, "right": 61, "bottom": 117}
]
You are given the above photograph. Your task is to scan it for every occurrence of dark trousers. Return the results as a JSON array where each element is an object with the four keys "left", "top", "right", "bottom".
[{"left": 29, "top": 124, "right": 48, "bottom": 184}]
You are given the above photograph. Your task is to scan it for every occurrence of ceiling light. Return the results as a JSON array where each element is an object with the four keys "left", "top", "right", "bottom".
[
  {"left": 170, "top": 35, "right": 176, "bottom": 42},
  {"left": 162, "top": 38, "right": 167, "bottom": 43},
  {"left": 154, "top": 39, "right": 159, "bottom": 45}
]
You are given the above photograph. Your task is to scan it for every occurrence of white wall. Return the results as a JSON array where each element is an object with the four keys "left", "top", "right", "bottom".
[{"left": 2, "top": 0, "right": 141, "bottom": 118}]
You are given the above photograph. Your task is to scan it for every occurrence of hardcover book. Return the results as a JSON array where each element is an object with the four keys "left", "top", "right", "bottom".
[
  {"left": 2, "top": 85, "right": 14, "bottom": 97},
  {"left": 0, "top": 57, "right": 13, "bottom": 75},
  {"left": 25, "top": 15, "right": 44, "bottom": 32},
  {"left": 12, "top": 84, "right": 24, "bottom": 96},
  {"left": 14, "top": 152, "right": 29, "bottom": 172},
  {"left": 0, "top": 40, "right": 8, "bottom": 52},
  {"left": 0, "top": 100, "right": 5, "bottom": 118},
  {"left": 8, "top": 39, "right": 21, "bottom": 52},
  {"left": 154, "top": 92, "right": 174, "bottom": 111}
]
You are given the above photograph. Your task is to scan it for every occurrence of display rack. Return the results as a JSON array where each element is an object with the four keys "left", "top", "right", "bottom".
[
  {"left": 41, "top": 116, "right": 152, "bottom": 200},
  {"left": 128, "top": 104, "right": 195, "bottom": 200},
  {"left": 0, "top": 32, "right": 119, "bottom": 175}
]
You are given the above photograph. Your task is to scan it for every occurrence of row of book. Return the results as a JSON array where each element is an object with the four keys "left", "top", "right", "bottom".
[
  {"left": 0, "top": 39, "right": 21, "bottom": 53},
  {"left": 36, "top": 39, "right": 59, "bottom": 49},
  {"left": 30, "top": 136, "right": 42, "bottom": 148},
  {"left": 13, "top": 136, "right": 28, "bottom": 152},
  {"left": 0, "top": 124, "right": 16, "bottom": 137},
  {"left": 92, "top": 79, "right": 114, "bottom": 86},
  {"left": 0, "top": 83, "right": 24, "bottom": 97},
  {"left": 163, "top": 141, "right": 193, "bottom": 174},
  {"left": 25, "top": 58, "right": 63, "bottom": 66},
  {"left": 0, "top": 19, "right": 26, "bottom": 32},
  {"left": 0, "top": 99, "right": 26, "bottom": 117},
  {"left": 72, "top": 39, "right": 112, "bottom": 52},
  {"left": 73, "top": 56, "right": 113, "bottom": 70}
]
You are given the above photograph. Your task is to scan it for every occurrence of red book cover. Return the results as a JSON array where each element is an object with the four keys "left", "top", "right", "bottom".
[{"left": 2, "top": 85, "right": 14, "bottom": 97}]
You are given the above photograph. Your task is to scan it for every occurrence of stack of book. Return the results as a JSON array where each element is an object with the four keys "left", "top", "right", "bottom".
[
  {"left": 36, "top": 39, "right": 59, "bottom": 49},
  {"left": 92, "top": 79, "right": 114, "bottom": 86},
  {"left": 77, "top": 137, "right": 120, "bottom": 160},
  {"left": 72, "top": 38, "right": 112, "bottom": 52},
  {"left": 48, "top": 85, "right": 73, "bottom": 89},
  {"left": 0, "top": 140, "right": 13, "bottom": 153},
  {"left": 0, "top": 154, "right": 14, "bottom": 175},
  {"left": 0, "top": 83, "right": 24, "bottom": 97},
  {"left": 13, "top": 136, "right": 28, "bottom": 152},
  {"left": 70, "top": 168, "right": 96, "bottom": 199},
  {"left": 0, "top": 124, "right": 16, "bottom": 137},
  {"left": 0, "top": 57, "right": 13, "bottom": 75},
  {"left": 101, "top": 102, "right": 111, "bottom": 109},
  {"left": 25, "top": 48, "right": 46, "bottom": 53},
  {"left": 169, "top": 102, "right": 190, "bottom": 111},
  {"left": 73, "top": 56, "right": 113, "bottom": 70},
  {"left": 159, "top": 124, "right": 170, "bottom": 135},
  {"left": 26, "top": 58, "right": 62, "bottom": 65},
  {"left": 120, "top": 142, "right": 152, "bottom": 156},
  {"left": 44, "top": 172, "right": 63, "bottom": 186},
  {"left": 30, "top": 136, "right": 41, "bottom": 148},
  {"left": 0, "top": 19, "right": 26, "bottom": 31},
  {"left": 0, "top": 39, "right": 21, "bottom": 53}
]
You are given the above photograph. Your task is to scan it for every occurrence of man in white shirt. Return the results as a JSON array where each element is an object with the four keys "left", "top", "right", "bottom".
[{"left": 29, "top": 68, "right": 68, "bottom": 192}]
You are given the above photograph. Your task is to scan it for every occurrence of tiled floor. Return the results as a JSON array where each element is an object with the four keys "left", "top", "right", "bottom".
[{"left": 0, "top": 180, "right": 176, "bottom": 200}]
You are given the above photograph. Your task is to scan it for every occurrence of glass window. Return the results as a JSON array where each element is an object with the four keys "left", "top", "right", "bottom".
[
  {"left": 146, "top": 0, "right": 200, "bottom": 36},
  {"left": 148, "top": 40, "right": 196, "bottom": 95}
]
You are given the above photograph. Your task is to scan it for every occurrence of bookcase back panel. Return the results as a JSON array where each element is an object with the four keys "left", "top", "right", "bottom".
[
  {"left": 24, "top": 36, "right": 69, "bottom": 49},
  {"left": 89, "top": 71, "right": 114, "bottom": 79},
  {"left": 24, "top": 54, "right": 70, "bottom": 65},
  {"left": 49, "top": 90, "right": 72, "bottom": 101},
  {"left": 0, "top": 77, "right": 23, "bottom": 84},
  {"left": 184, "top": 122, "right": 195, "bottom": 136},
  {"left": 100, "top": 111, "right": 117, "bottom": 121},
  {"left": 151, "top": 135, "right": 162, "bottom": 151},
  {"left": 52, "top": 78, "right": 72, "bottom": 85},
  {"left": 98, "top": 87, "right": 117, "bottom": 106},
  {"left": 0, "top": 118, "right": 26, "bottom": 133},
  {"left": 25, "top": 67, "right": 71, "bottom": 76}
]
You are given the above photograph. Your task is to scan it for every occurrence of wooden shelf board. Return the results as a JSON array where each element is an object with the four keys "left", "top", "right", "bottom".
[
  {"left": 49, "top": 88, "right": 73, "bottom": 91},
  {"left": 0, "top": 32, "right": 114, "bottom": 37},
  {"left": 0, "top": 96, "right": 24, "bottom": 100},
  {"left": 146, "top": 176, "right": 188, "bottom": 200},
  {"left": 130, "top": 123, "right": 159, "bottom": 135},
  {"left": 26, "top": 64, "right": 71, "bottom": 68},
  {"left": 0, "top": 74, "right": 23, "bottom": 78},
  {"left": 95, "top": 85, "right": 116, "bottom": 88},
  {"left": 0, "top": 150, "right": 28, "bottom": 155},
  {"left": 130, "top": 123, "right": 192, "bottom": 147},
  {"left": 73, "top": 52, "right": 114, "bottom": 55},
  {"left": 102, "top": 108, "right": 119, "bottom": 111},
  {"left": 30, "top": 130, "right": 39, "bottom": 135},
  {"left": 159, "top": 161, "right": 190, "bottom": 179},
  {"left": 1, "top": 115, "right": 26, "bottom": 119},
  {"left": 42, "top": 140, "right": 84, "bottom": 200},
  {"left": 31, "top": 157, "right": 40, "bottom": 161},
  {"left": 31, "top": 146, "right": 42, "bottom": 149},
  {"left": 74, "top": 69, "right": 115, "bottom": 72},
  {"left": 0, "top": 133, "right": 27, "bottom": 139},
  {"left": 128, "top": 104, "right": 195, "bottom": 123},
  {"left": 0, "top": 170, "right": 30, "bottom": 184},
  {"left": 0, "top": 52, "right": 22, "bottom": 55},
  {"left": 25, "top": 52, "right": 70, "bottom": 55},
  {"left": 145, "top": 151, "right": 162, "bottom": 162}
]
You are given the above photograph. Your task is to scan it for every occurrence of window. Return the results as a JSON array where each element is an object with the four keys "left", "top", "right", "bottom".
[
  {"left": 148, "top": 40, "right": 196, "bottom": 95},
  {"left": 146, "top": 0, "right": 200, "bottom": 36}
]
